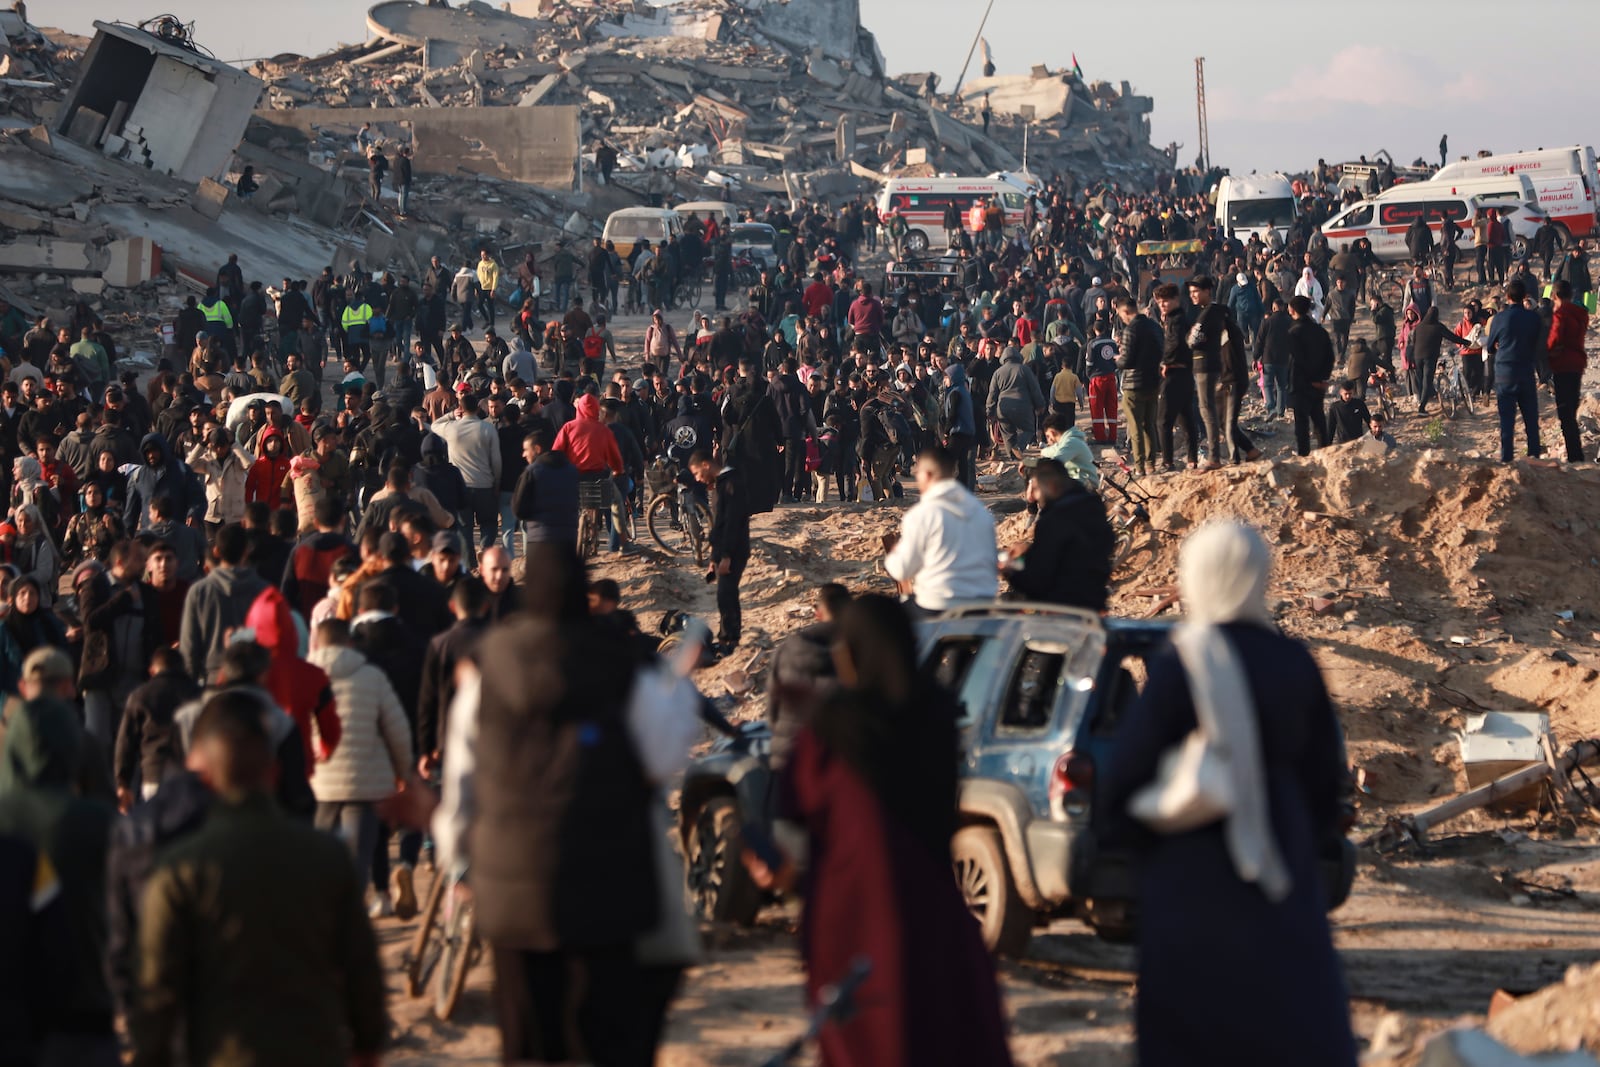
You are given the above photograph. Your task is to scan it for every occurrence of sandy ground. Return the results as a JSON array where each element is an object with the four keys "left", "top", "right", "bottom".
[{"left": 373, "top": 270, "right": 1600, "bottom": 1064}]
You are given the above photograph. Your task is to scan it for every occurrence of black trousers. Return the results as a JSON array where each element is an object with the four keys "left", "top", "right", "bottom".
[
  {"left": 1291, "top": 388, "right": 1329, "bottom": 456},
  {"left": 491, "top": 944, "right": 648, "bottom": 1067},
  {"left": 716, "top": 555, "right": 747, "bottom": 644},
  {"left": 783, "top": 437, "right": 807, "bottom": 499},
  {"left": 1554, "top": 371, "right": 1585, "bottom": 462},
  {"left": 1158, "top": 371, "right": 1198, "bottom": 466},
  {"left": 947, "top": 431, "right": 976, "bottom": 490}
]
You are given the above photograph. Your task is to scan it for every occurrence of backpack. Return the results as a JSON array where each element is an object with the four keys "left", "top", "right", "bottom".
[
  {"left": 582, "top": 331, "right": 605, "bottom": 360},
  {"left": 877, "top": 405, "right": 912, "bottom": 448}
]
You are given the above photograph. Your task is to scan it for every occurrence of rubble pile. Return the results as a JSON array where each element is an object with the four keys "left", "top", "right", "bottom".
[{"left": 250, "top": 0, "right": 1173, "bottom": 203}]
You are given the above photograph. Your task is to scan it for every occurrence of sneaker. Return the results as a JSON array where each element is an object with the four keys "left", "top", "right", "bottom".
[
  {"left": 392, "top": 865, "right": 417, "bottom": 920},
  {"left": 369, "top": 895, "right": 394, "bottom": 920}
]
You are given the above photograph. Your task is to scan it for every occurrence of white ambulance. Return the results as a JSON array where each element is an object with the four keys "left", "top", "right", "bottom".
[
  {"left": 1431, "top": 146, "right": 1597, "bottom": 239},
  {"left": 1321, "top": 175, "right": 1548, "bottom": 263},
  {"left": 876, "top": 176, "right": 1032, "bottom": 254}
]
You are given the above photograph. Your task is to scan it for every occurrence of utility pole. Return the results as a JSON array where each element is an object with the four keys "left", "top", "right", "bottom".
[
  {"left": 950, "top": 0, "right": 996, "bottom": 102},
  {"left": 1194, "top": 56, "right": 1210, "bottom": 172}
]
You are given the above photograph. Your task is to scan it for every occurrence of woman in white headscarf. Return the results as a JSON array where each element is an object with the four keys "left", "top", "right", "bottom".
[
  {"left": 1294, "top": 266, "right": 1326, "bottom": 322},
  {"left": 1100, "top": 520, "right": 1355, "bottom": 1067}
]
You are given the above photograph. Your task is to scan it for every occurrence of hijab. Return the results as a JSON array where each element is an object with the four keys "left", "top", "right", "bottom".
[{"left": 1173, "top": 521, "right": 1290, "bottom": 902}]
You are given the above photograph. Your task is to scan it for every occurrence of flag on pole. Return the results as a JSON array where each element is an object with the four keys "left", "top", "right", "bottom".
[{"left": 1071, "top": 52, "right": 1084, "bottom": 79}]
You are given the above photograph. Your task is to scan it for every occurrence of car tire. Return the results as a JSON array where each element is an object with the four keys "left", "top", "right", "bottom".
[
  {"left": 952, "top": 825, "right": 1032, "bottom": 957},
  {"left": 685, "top": 797, "right": 762, "bottom": 926},
  {"left": 905, "top": 230, "right": 929, "bottom": 254}
]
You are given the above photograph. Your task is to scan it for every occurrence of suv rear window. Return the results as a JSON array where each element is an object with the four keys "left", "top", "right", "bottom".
[
  {"left": 925, "top": 635, "right": 1005, "bottom": 728},
  {"left": 999, "top": 646, "right": 1067, "bottom": 734}
]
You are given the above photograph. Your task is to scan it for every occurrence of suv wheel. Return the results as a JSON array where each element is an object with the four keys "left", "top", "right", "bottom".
[
  {"left": 685, "top": 797, "right": 761, "bottom": 925},
  {"left": 952, "top": 826, "right": 1032, "bottom": 956}
]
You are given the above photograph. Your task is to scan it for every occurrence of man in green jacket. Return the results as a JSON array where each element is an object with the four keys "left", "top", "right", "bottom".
[
  {"left": 131, "top": 690, "right": 387, "bottom": 1067},
  {"left": 0, "top": 649, "right": 116, "bottom": 1065}
]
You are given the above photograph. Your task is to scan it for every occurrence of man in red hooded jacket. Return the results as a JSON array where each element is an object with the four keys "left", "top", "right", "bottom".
[
  {"left": 1548, "top": 279, "right": 1590, "bottom": 462},
  {"left": 551, "top": 393, "right": 623, "bottom": 476},
  {"left": 244, "top": 426, "right": 292, "bottom": 510},
  {"left": 245, "top": 585, "right": 341, "bottom": 769}
]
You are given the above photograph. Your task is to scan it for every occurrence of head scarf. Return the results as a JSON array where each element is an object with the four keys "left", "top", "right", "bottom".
[{"left": 1172, "top": 521, "right": 1290, "bottom": 901}]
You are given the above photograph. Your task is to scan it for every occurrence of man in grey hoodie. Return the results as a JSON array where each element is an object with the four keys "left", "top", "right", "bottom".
[{"left": 178, "top": 524, "right": 267, "bottom": 685}]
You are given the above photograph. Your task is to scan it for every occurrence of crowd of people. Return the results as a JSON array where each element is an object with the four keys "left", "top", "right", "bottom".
[{"left": 0, "top": 141, "right": 1591, "bottom": 1066}]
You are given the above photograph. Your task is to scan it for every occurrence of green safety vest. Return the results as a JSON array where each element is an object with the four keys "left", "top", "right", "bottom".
[
  {"left": 341, "top": 303, "right": 373, "bottom": 331},
  {"left": 199, "top": 300, "right": 233, "bottom": 328}
]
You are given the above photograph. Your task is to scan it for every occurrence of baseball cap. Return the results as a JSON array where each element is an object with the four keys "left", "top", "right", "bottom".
[
  {"left": 454, "top": 381, "right": 471, "bottom": 394},
  {"left": 21, "top": 647, "right": 73, "bottom": 684},
  {"left": 431, "top": 531, "right": 462, "bottom": 555}
]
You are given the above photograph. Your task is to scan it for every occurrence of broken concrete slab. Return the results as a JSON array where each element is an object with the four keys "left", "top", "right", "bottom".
[
  {"left": 0, "top": 237, "right": 91, "bottom": 272},
  {"left": 253, "top": 105, "right": 581, "bottom": 187}
]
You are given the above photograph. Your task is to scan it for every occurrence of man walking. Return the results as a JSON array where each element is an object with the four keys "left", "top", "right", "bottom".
[
  {"left": 691, "top": 450, "right": 751, "bottom": 655},
  {"left": 1486, "top": 279, "right": 1544, "bottom": 463},
  {"left": 130, "top": 691, "right": 387, "bottom": 1067},
  {"left": 1286, "top": 295, "right": 1334, "bottom": 456},
  {"left": 883, "top": 445, "right": 998, "bottom": 614},
  {"left": 429, "top": 395, "right": 502, "bottom": 569}
]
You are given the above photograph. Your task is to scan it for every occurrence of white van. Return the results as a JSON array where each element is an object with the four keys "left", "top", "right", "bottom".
[
  {"left": 1322, "top": 175, "right": 1547, "bottom": 263},
  {"left": 876, "top": 175, "right": 1032, "bottom": 254},
  {"left": 602, "top": 207, "right": 683, "bottom": 260},
  {"left": 1432, "top": 146, "right": 1598, "bottom": 239},
  {"left": 1213, "top": 172, "right": 1297, "bottom": 241}
]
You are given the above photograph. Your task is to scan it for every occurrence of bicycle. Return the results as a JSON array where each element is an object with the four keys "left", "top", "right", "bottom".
[
  {"left": 644, "top": 458, "right": 711, "bottom": 564},
  {"left": 1433, "top": 352, "right": 1475, "bottom": 419},
  {"left": 1097, "top": 450, "right": 1158, "bottom": 578},
  {"left": 405, "top": 866, "right": 480, "bottom": 1022},
  {"left": 760, "top": 958, "right": 872, "bottom": 1067},
  {"left": 576, "top": 474, "right": 614, "bottom": 560},
  {"left": 1373, "top": 264, "right": 1407, "bottom": 307},
  {"left": 1367, "top": 366, "right": 1397, "bottom": 422}
]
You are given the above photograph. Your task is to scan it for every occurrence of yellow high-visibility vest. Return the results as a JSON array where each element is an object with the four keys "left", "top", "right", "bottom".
[
  {"left": 199, "top": 300, "right": 233, "bottom": 328},
  {"left": 341, "top": 303, "right": 373, "bottom": 331}
]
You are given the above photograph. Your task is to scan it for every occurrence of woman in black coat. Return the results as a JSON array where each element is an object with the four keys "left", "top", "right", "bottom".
[{"left": 1100, "top": 521, "right": 1356, "bottom": 1067}]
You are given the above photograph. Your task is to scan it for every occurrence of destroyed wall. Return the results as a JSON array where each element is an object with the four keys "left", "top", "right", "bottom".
[
  {"left": 251, "top": 105, "right": 582, "bottom": 187},
  {"left": 56, "top": 22, "right": 263, "bottom": 184}
]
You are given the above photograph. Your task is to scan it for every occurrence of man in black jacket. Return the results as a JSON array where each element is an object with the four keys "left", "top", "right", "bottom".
[
  {"left": 511, "top": 427, "right": 578, "bottom": 548},
  {"left": 768, "top": 358, "right": 810, "bottom": 502},
  {"left": 1114, "top": 295, "right": 1162, "bottom": 475},
  {"left": 1326, "top": 380, "right": 1372, "bottom": 444},
  {"left": 691, "top": 451, "right": 750, "bottom": 653},
  {"left": 1287, "top": 295, "right": 1335, "bottom": 455},
  {"left": 1002, "top": 459, "right": 1114, "bottom": 611}
]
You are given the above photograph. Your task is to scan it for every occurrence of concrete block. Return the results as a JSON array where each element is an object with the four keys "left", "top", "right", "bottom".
[
  {"left": 70, "top": 276, "right": 107, "bottom": 295},
  {"left": 194, "top": 178, "right": 230, "bottom": 221},
  {"left": 101, "top": 133, "right": 126, "bottom": 157},
  {"left": 67, "top": 106, "right": 108, "bottom": 147},
  {"left": 103, "top": 237, "right": 162, "bottom": 288},
  {"left": 0, "top": 237, "right": 92, "bottom": 272}
]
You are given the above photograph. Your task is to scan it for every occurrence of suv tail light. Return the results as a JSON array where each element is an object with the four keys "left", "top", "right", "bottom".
[{"left": 1050, "top": 750, "right": 1095, "bottom": 817}]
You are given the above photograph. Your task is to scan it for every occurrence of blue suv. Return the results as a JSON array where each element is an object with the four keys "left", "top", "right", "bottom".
[{"left": 679, "top": 603, "right": 1353, "bottom": 957}]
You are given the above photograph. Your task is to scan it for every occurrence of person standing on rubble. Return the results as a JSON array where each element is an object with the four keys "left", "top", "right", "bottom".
[
  {"left": 1100, "top": 520, "right": 1356, "bottom": 1067},
  {"left": 394, "top": 144, "right": 413, "bottom": 220},
  {"left": 451, "top": 263, "right": 478, "bottom": 334},
  {"left": 596, "top": 140, "right": 619, "bottom": 185},
  {"left": 476, "top": 249, "right": 501, "bottom": 333},
  {"left": 367, "top": 143, "right": 388, "bottom": 207}
]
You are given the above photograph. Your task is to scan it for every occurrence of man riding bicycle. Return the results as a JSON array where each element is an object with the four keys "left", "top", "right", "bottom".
[{"left": 551, "top": 393, "right": 629, "bottom": 551}]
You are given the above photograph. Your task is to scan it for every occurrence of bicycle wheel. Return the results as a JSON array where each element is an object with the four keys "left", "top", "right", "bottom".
[
  {"left": 434, "top": 894, "right": 477, "bottom": 1021},
  {"left": 1110, "top": 527, "right": 1136, "bottom": 575},
  {"left": 685, "top": 501, "right": 712, "bottom": 566},
  {"left": 1460, "top": 380, "right": 1475, "bottom": 416},
  {"left": 406, "top": 872, "right": 447, "bottom": 998},
  {"left": 646, "top": 493, "right": 690, "bottom": 556},
  {"left": 1377, "top": 275, "right": 1404, "bottom": 307},
  {"left": 576, "top": 509, "right": 597, "bottom": 559}
]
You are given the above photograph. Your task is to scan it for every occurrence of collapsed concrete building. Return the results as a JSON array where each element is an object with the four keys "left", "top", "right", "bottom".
[
  {"left": 0, "top": 0, "right": 1173, "bottom": 353},
  {"left": 251, "top": 0, "right": 1173, "bottom": 202}
]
